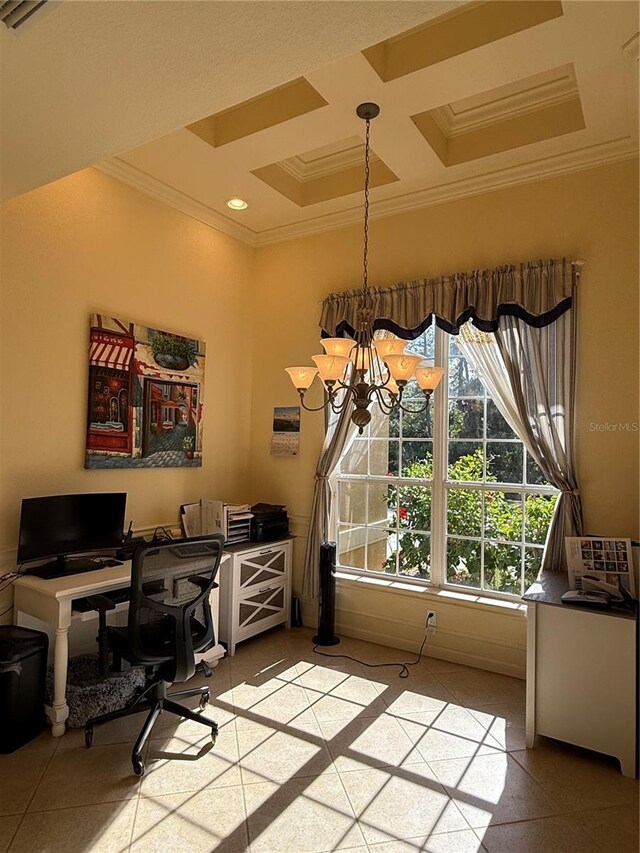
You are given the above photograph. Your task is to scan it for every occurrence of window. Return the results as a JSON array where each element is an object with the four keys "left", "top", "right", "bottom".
[{"left": 332, "top": 321, "right": 557, "bottom": 598}]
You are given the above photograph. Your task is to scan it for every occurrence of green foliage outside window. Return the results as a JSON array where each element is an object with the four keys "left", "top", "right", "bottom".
[{"left": 383, "top": 448, "right": 557, "bottom": 591}]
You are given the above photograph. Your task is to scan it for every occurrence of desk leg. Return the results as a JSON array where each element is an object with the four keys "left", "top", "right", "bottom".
[
  {"left": 49, "top": 603, "right": 72, "bottom": 737},
  {"left": 50, "top": 628, "right": 70, "bottom": 736}
]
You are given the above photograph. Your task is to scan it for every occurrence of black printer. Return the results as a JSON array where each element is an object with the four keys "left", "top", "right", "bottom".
[{"left": 251, "top": 503, "right": 289, "bottom": 542}]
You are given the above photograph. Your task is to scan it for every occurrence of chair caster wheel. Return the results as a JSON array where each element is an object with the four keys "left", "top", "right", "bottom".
[
  {"left": 132, "top": 756, "right": 145, "bottom": 777},
  {"left": 210, "top": 724, "right": 218, "bottom": 746},
  {"left": 199, "top": 691, "right": 210, "bottom": 711},
  {"left": 85, "top": 726, "right": 94, "bottom": 748}
]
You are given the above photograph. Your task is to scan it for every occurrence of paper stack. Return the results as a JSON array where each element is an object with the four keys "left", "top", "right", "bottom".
[
  {"left": 224, "top": 504, "right": 253, "bottom": 544},
  {"left": 179, "top": 499, "right": 221, "bottom": 538},
  {"left": 180, "top": 499, "right": 252, "bottom": 544}
]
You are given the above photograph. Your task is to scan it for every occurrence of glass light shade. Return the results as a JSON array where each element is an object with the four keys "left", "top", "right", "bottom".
[
  {"left": 384, "top": 353, "right": 422, "bottom": 382},
  {"left": 373, "top": 339, "right": 407, "bottom": 359},
  {"left": 321, "top": 338, "right": 356, "bottom": 359},
  {"left": 285, "top": 366, "right": 318, "bottom": 390},
  {"left": 415, "top": 365, "right": 445, "bottom": 392},
  {"left": 312, "top": 354, "right": 348, "bottom": 382}
]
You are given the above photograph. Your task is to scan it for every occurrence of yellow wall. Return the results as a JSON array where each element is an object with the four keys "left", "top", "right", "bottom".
[
  {"left": 249, "top": 159, "right": 639, "bottom": 674},
  {"left": 0, "top": 168, "right": 255, "bottom": 563},
  {"left": 1, "top": 159, "right": 637, "bottom": 673}
]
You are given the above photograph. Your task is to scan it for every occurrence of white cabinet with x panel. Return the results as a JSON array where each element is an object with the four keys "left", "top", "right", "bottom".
[{"left": 218, "top": 538, "right": 292, "bottom": 655}]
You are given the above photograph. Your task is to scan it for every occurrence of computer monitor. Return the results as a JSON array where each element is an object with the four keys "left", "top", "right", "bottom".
[{"left": 17, "top": 493, "right": 127, "bottom": 577}]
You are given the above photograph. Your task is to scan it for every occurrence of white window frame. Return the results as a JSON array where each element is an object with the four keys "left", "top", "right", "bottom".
[{"left": 331, "top": 324, "right": 558, "bottom": 602}]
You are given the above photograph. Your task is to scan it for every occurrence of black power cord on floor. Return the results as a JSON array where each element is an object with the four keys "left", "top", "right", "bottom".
[{"left": 313, "top": 634, "right": 429, "bottom": 679}]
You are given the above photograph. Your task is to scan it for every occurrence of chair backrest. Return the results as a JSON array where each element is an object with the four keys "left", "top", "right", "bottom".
[{"left": 128, "top": 534, "right": 225, "bottom": 683}]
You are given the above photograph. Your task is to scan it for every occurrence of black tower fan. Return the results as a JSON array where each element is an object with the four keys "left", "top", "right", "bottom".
[{"left": 313, "top": 541, "right": 340, "bottom": 646}]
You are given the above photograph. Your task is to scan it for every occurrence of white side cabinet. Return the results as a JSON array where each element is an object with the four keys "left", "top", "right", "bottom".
[
  {"left": 218, "top": 539, "right": 292, "bottom": 655},
  {"left": 524, "top": 572, "right": 637, "bottom": 778}
]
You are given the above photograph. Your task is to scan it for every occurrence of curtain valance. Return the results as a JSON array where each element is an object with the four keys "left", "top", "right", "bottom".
[{"left": 320, "top": 257, "right": 574, "bottom": 338}]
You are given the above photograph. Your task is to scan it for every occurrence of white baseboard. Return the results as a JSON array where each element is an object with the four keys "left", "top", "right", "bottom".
[
  {"left": 296, "top": 591, "right": 526, "bottom": 679},
  {"left": 333, "top": 621, "right": 525, "bottom": 679},
  {"left": 296, "top": 598, "right": 525, "bottom": 678}
]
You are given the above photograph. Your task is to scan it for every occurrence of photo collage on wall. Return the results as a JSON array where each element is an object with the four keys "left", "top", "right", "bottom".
[{"left": 565, "top": 536, "right": 637, "bottom": 597}]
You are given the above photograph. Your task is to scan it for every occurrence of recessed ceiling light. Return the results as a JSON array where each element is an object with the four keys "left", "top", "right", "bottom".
[{"left": 226, "top": 197, "right": 248, "bottom": 210}]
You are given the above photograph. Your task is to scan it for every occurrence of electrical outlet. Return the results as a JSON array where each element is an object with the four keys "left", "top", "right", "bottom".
[{"left": 425, "top": 610, "right": 437, "bottom": 635}]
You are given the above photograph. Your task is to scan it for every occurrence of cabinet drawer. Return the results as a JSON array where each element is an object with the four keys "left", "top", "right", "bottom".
[
  {"left": 219, "top": 539, "right": 292, "bottom": 655},
  {"left": 233, "top": 544, "right": 289, "bottom": 593},
  {"left": 236, "top": 581, "right": 286, "bottom": 637}
]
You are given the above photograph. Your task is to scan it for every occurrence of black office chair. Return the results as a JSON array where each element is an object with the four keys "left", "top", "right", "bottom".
[{"left": 84, "top": 534, "right": 225, "bottom": 777}]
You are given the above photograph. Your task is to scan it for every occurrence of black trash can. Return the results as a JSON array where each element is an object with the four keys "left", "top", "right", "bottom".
[{"left": 0, "top": 626, "right": 49, "bottom": 753}]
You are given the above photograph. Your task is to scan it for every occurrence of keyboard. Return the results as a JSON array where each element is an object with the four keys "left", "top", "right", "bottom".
[
  {"left": 71, "top": 586, "right": 131, "bottom": 613},
  {"left": 72, "top": 587, "right": 131, "bottom": 613},
  {"left": 170, "top": 543, "right": 215, "bottom": 559},
  {"left": 71, "top": 580, "right": 165, "bottom": 613}
]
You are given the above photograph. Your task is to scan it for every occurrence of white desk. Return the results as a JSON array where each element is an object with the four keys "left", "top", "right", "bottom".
[{"left": 13, "top": 558, "right": 227, "bottom": 736}]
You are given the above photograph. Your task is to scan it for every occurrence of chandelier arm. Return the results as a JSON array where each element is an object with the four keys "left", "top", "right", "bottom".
[
  {"left": 330, "top": 383, "right": 359, "bottom": 413},
  {"left": 297, "top": 393, "right": 355, "bottom": 414},
  {"left": 370, "top": 385, "right": 397, "bottom": 414},
  {"left": 334, "top": 378, "right": 357, "bottom": 394},
  {"left": 366, "top": 383, "right": 385, "bottom": 403},
  {"left": 367, "top": 383, "right": 395, "bottom": 402},
  {"left": 297, "top": 397, "right": 334, "bottom": 413},
  {"left": 398, "top": 395, "right": 432, "bottom": 415},
  {"left": 328, "top": 394, "right": 352, "bottom": 414},
  {"left": 295, "top": 386, "right": 352, "bottom": 413},
  {"left": 379, "top": 364, "right": 392, "bottom": 386},
  {"left": 369, "top": 360, "right": 395, "bottom": 393},
  {"left": 367, "top": 382, "right": 396, "bottom": 406}
]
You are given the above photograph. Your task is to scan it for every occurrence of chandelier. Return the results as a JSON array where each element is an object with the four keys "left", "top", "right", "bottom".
[{"left": 285, "top": 103, "right": 444, "bottom": 434}]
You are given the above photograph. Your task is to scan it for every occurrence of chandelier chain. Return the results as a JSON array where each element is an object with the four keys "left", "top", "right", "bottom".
[
  {"left": 362, "top": 116, "right": 371, "bottom": 293},
  {"left": 285, "top": 101, "right": 444, "bottom": 435}
]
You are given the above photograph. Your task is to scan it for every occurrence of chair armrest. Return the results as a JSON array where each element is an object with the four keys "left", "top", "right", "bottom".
[{"left": 84, "top": 594, "right": 117, "bottom": 612}]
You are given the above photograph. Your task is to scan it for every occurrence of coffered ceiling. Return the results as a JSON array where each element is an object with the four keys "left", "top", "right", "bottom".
[
  {"left": 97, "top": 0, "right": 639, "bottom": 247},
  {"left": 1, "top": 0, "right": 456, "bottom": 201},
  {"left": 3, "top": 2, "right": 636, "bottom": 245}
]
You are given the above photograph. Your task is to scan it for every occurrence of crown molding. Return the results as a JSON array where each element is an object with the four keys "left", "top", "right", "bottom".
[
  {"left": 94, "top": 159, "right": 260, "bottom": 247},
  {"left": 254, "top": 136, "right": 638, "bottom": 246},
  {"left": 96, "top": 136, "right": 637, "bottom": 250},
  {"left": 435, "top": 67, "right": 579, "bottom": 138},
  {"left": 281, "top": 144, "right": 370, "bottom": 182}
]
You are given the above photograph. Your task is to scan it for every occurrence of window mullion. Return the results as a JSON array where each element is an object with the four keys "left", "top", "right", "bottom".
[{"left": 431, "top": 325, "right": 448, "bottom": 586}]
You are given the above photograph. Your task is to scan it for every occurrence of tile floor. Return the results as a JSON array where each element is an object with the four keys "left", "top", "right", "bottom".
[{"left": 0, "top": 627, "right": 637, "bottom": 853}]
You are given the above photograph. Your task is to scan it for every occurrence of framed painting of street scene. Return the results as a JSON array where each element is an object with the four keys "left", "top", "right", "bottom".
[{"left": 85, "top": 314, "right": 205, "bottom": 469}]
